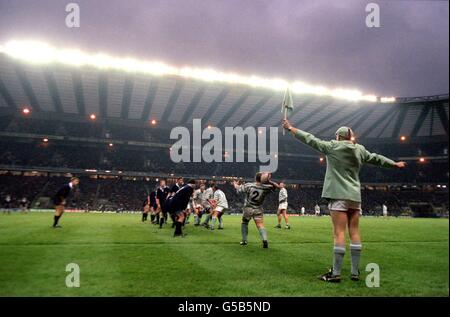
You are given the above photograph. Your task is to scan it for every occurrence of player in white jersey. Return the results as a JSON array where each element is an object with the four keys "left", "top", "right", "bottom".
[
  {"left": 382, "top": 203, "right": 388, "bottom": 217},
  {"left": 209, "top": 184, "right": 229, "bottom": 230},
  {"left": 233, "top": 172, "right": 279, "bottom": 248},
  {"left": 201, "top": 184, "right": 215, "bottom": 228},
  {"left": 184, "top": 199, "right": 193, "bottom": 225},
  {"left": 315, "top": 204, "right": 321, "bottom": 216},
  {"left": 301, "top": 206, "right": 306, "bottom": 216},
  {"left": 192, "top": 184, "right": 205, "bottom": 226},
  {"left": 275, "top": 182, "right": 290, "bottom": 229}
]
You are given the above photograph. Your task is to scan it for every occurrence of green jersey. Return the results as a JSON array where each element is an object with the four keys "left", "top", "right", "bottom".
[{"left": 293, "top": 129, "right": 396, "bottom": 202}]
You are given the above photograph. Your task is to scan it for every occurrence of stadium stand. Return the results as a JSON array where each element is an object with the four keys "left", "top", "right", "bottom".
[{"left": 0, "top": 173, "right": 448, "bottom": 217}]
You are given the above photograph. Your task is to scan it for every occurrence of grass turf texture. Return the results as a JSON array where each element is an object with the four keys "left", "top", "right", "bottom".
[{"left": 0, "top": 212, "right": 448, "bottom": 297}]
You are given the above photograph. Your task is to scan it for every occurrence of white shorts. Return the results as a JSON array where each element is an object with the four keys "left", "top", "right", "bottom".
[
  {"left": 215, "top": 206, "right": 226, "bottom": 213},
  {"left": 278, "top": 202, "right": 288, "bottom": 210},
  {"left": 328, "top": 200, "right": 361, "bottom": 212}
]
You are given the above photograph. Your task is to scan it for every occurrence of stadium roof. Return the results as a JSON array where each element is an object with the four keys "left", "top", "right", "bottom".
[{"left": 0, "top": 54, "right": 448, "bottom": 140}]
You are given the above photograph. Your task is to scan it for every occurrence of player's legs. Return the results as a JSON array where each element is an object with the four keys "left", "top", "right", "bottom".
[
  {"left": 155, "top": 208, "right": 160, "bottom": 224},
  {"left": 210, "top": 209, "right": 218, "bottom": 230},
  {"left": 194, "top": 207, "right": 202, "bottom": 226},
  {"left": 150, "top": 208, "right": 156, "bottom": 223},
  {"left": 281, "top": 209, "right": 290, "bottom": 229},
  {"left": 170, "top": 213, "right": 176, "bottom": 228},
  {"left": 217, "top": 211, "right": 224, "bottom": 229},
  {"left": 329, "top": 210, "right": 348, "bottom": 277},
  {"left": 348, "top": 209, "right": 362, "bottom": 280},
  {"left": 240, "top": 216, "right": 250, "bottom": 245},
  {"left": 159, "top": 208, "right": 166, "bottom": 228},
  {"left": 254, "top": 217, "right": 268, "bottom": 248},
  {"left": 184, "top": 208, "right": 191, "bottom": 225},
  {"left": 283, "top": 209, "right": 291, "bottom": 229},
  {"left": 53, "top": 205, "right": 64, "bottom": 228},
  {"left": 174, "top": 211, "right": 186, "bottom": 237},
  {"left": 142, "top": 210, "right": 148, "bottom": 222},
  {"left": 275, "top": 209, "right": 282, "bottom": 228},
  {"left": 202, "top": 209, "right": 212, "bottom": 227}
]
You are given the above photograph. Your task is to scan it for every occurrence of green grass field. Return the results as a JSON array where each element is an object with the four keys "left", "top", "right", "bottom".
[{"left": 0, "top": 212, "right": 448, "bottom": 297}]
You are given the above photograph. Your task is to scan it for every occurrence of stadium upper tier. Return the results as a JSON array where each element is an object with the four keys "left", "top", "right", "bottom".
[{"left": 0, "top": 54, "right": 448, "bottom": 141}]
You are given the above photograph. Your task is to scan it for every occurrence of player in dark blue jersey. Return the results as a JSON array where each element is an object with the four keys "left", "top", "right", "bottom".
[
  {"left": 142, "top": 195, "right": 151, "bottom": 222},
  {"left": 168, "top": 177, "right": 184, "bottom": 227},
  {"left": 156, "top": 179, "right": 170, "bottom": 228},
  {"left": 169, "top": 177, "right": 184, "bottom": 196},
  {"left": 165, "top": 179, "right": 197, "bottom": 237},
  {"left": 149, "top": 190, "right": 158, "bottom": 224},
  {"left": 52, "top": 177, "right": 79, "bottom": 228}
]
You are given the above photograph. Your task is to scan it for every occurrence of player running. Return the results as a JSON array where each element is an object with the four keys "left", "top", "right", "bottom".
[
  {"left": 275, "top": 182, "right": 290, "bottom": 229},
  {"left": 282, "top": 119, "right": 406, "bottom": 283},
  {"left": 233, "top": 173, "right": 279, "bottom": 248},
  {"left": 52, "top": 177, "right": 80, "bottom": 228},
  {"left": 209, "top": 184, "right": 229, "bottom": 230}
]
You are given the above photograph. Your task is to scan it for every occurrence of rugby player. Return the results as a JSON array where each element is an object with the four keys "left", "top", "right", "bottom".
[
  {"left": 165, "top": 179, "right": 197, "bottom": 237},
  {"left": 192, "top": 183, "right": 205, "bottom": 226},
  {"left": 19, "top": 197, "right": 28, "bottom": 214},
  {"left": 3, "top": 194, "right": 12, "bottom": 214},
  {"left": 169, "top": 177, "right": 184, "bottom": 227},
  {"left": 142, "top": 195, "right": 151, "bottom": 222},
  {"left": 149, "top": 189, "right": 158, "bottom": 224},
  {"left": 275, "top": 182, "right": 290, "bottom": 229},
  {"left": 52, "top": 177, "right": 80, "bottom": 228},
  {"left": 209, "top": 184, "right": 229, "bottom": 230},
  {"left": 382, "top": 203, "right": 388, "bottom": 217},
  {"left": 233, "top": 173, "right": 279, "bottom": 248},
  {"left": 314, "top": 204, "right": 321, "bottom": 216},
  {"left": 201, "top": 183, "right": 215, "bottom": 228},
  {"left": 156, "top": 179, "right": 170, "bottom": 228}
]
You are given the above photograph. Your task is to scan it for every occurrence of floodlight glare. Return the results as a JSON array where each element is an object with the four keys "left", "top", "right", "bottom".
[{"left": 0, "top": 39, "right": 393, "bottom": 102}]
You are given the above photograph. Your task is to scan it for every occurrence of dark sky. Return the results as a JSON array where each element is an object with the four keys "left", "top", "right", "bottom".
[{"left": 0, "top": 0, "right": 448, "bottom": 97}]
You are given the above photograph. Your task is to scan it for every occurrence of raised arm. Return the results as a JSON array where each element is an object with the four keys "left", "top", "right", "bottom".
[
  {"left": 361, "top": 146, "right": 406, "bottom": 169},
  {"left": 282, "top": 119, "right": 332, "bottom": 154},
  {"left": 269, "top": 180, "right": 280, "bottom": 189}
]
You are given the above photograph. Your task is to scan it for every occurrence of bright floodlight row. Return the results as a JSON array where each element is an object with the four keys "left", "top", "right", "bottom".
[
  {"left": 22, "top": 107, "right": 157, "bottom": 125},
  {"left": 0, "top": 40, "right": 396, "bottom": 103}
]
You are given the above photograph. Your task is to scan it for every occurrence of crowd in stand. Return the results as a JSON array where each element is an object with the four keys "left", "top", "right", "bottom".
[{"left": 0, "top": 139, "right": 448, "bottom": 184}]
